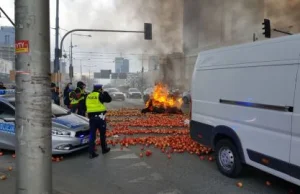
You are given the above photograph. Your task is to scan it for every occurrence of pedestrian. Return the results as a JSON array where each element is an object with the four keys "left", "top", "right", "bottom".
[
  {"left": 51, "top": 83, "right": 60, "bottom": 105},
  {"left": 85, "top": 84, "right": 112, "bottom": 159},
  {"left": 63, "top": 82, "right": 72, "bottom": 108}
]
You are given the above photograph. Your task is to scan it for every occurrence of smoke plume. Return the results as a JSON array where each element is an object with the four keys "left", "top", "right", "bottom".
[{"left": 265, "top": 0, "right": 300, "bottom": 33}]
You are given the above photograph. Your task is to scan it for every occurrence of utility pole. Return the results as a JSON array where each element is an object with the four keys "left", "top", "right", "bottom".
[
  {"left": 54, "top": 0, "right": 60, "bottom": 73},
  {"left": 15, "top": 0, "right": 52, "bottom": 193}
]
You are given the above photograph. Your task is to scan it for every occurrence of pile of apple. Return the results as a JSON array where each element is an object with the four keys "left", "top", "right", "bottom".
[
  {"left": 106, "top": 108, "right": 142, "bottom": 117},
  {"left": 107, "top": 127, "right": 189, "bottom": 136},
  {"left": 108, "top": 114, "right": 187, "bottom": 127}
]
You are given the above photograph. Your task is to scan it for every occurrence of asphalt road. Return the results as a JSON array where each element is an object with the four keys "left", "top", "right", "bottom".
[{"left": 0, "top": 98, "right": 299, "bottom": 194}]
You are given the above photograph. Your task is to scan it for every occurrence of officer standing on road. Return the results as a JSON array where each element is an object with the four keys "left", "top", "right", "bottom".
[
  {"left": 86, "top": 84, "right": 112, "bottom": 159},
  {"left": 76, "top": 81, "right": 87, "bottom": 116}
]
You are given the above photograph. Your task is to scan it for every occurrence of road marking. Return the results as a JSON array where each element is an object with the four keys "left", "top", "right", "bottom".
[
  {"left": 157, "top": 189, "right": 183, "bottom": 194},
  {"left": 126, "top": 161, "right": 151, "bottom": 169},
  {"left": 128, "top": 172, "right": 163, "bottom": 183},
  {"left": 111, "top": 153, "right": 139, "bottom": 159},
  {"left": 129, "top": 176, "right": 146, "bottom": 183},
  {"left": 110, "top": 148, "right": 131, "bottom": 152}
]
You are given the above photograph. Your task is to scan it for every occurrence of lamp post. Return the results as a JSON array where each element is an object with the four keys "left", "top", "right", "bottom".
[{"left": 69, "top": 33, "right": 91, "bottom": 83}]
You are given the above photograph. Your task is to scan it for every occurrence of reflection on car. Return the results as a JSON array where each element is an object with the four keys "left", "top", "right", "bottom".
[{"left": 0, "top": 96, "right": 90, "bottom": 155}]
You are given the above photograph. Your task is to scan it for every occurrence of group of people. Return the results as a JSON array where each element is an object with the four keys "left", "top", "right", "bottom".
[{"left": 52, "top": 81, "right": 112, "bottom": 159}]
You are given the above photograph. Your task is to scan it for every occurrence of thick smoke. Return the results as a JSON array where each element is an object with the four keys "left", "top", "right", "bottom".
[
  {"left": 60, "top": 0, "right": 183, "bottom": 54},
  {"left": 265, "top": 0, "right": 300, "bottom": 33}
]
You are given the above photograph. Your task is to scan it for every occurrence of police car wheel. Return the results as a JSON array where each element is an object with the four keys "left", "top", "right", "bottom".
[{"left": 215, "top": 139, "right": 243, "bottom": 178}]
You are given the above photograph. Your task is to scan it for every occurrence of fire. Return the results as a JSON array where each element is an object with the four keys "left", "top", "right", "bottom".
[{"left": 146, "top": 83, "right": 183, "bottom": 110}]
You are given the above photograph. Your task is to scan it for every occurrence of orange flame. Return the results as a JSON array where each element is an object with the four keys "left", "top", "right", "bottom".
[{"left": 146, "top": 83, "right": 183, "bottom": 109}]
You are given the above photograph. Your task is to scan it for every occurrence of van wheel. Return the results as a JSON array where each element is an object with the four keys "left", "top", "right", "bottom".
[{"left": 215, "top": 139, "right": 242, "bottom": 178}]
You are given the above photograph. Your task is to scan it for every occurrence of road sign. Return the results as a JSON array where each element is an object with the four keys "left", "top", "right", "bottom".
[
  {"left": 94, "top": 72, "right": 102, "bottom": 79},
  {"left": 100, "top": 70, "right": 111, "bottom": 79},
  {"left": 15, "top": 40, "right": 29, "bottom": 53},
  {"left": 111, "top": 73, "right": 118, "bottom": 79}
]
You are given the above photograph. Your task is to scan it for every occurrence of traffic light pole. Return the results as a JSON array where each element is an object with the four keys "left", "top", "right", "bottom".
[
  {"left": 15, "top": 0, "right": 52, "bottom": 193},
  {"left": 58, "top": 24, "right": 152, "bottom": 81}
]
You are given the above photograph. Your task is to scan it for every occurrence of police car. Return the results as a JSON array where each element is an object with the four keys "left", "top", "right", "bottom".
[{"left": 0, "top": 89, "right": 90, "bottom": 155}]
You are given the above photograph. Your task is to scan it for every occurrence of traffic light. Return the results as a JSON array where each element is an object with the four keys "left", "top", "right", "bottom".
[
  {"left": 144, "top": 23, "right": 152, "bottom": 40},
  {"left": 69, "top": 66, "right": 73, "bottom": 78},
  {"left": 262, "top": 19, "right": 271, "bottom": 38}
]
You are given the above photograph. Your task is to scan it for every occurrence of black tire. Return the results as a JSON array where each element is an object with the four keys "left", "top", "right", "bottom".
[{"left": 215, "top": 139, "right": 243, "bottom": 178}]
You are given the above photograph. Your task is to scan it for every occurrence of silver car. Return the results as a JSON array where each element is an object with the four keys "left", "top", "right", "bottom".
[{"left": 0, "top": 96, "right": 90, "bottom": 155}]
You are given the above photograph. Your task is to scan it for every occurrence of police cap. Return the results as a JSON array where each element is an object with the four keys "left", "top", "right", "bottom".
[{"left": 94, "top": 84, "right": 103, "bottom": 90}]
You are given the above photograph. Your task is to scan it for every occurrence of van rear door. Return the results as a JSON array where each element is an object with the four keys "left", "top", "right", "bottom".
[{"left": 291, "top": 61, "right": 300, "bottom": 186}]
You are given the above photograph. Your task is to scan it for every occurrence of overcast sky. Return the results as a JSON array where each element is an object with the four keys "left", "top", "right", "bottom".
[{"left": 0, "top": 0, "right": 163, "bottom": 77}]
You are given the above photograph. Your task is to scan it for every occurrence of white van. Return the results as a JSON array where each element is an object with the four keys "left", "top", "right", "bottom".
[{"left": 190, "top": 34, "right": 300, "bottom": 186}]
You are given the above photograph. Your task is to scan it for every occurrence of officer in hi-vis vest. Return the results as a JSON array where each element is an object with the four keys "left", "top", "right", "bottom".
[{"left": 85, "top": 84, "right": 112, "bottom": 159}]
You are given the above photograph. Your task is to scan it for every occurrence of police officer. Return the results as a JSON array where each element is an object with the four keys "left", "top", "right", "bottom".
[
  {"left": 76, "top": 81, "right": 87, "bottom": 116},
  {"left": 85, "top": 84, "right": 112, "bottom": 159},
  {"left": 69, "top": 81, "right": 86, "bottom": 114}
]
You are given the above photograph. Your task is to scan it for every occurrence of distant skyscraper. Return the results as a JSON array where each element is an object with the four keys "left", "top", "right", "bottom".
[
  {"left": 115, "top": 57, "right": 129, "bottom": 73},
  {"left": 0, "top": 26, "right": 15, "bottom": 46}
]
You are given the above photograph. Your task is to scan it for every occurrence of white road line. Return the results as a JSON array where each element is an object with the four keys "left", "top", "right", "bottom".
[
  {"left": 111, "top": 153, "right": 139, "bottom": 159},
  {"left": 157, "top": 189, "right": 183, "bottom": 194},
  {"left": 126, "top": 161, "right": 151, "bottom": 169},
  {"left": 110, "top": 148, "right": 131, "bottom": 152},
  {"left": 128, "top": 172, "right": 163, "bottom": 183}
]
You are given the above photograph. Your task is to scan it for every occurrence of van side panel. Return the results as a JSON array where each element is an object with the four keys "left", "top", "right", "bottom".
[
  {"left": 290, "top": 62, "right": 300, "bottom": 186},
  {"left": 191, "top": 64, "right": 297, "bottom": 182}
]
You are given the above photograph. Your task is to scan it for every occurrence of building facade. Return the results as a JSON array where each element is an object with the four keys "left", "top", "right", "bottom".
[
  {"left": 182, "top": 0, "right": 300, "bottom": 89},
  {"left": 0, "top": 26, "right": 15, "bottom": 46},
  {"left": 115, "top": 57, "right": 129, "bottom": 73}
]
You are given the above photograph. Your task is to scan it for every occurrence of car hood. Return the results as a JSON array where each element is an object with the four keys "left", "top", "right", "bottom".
[
  {"left": 52, "top": 114, "right": 89, "bottom": 132},
  {"left": 110, "top": 92, "right": 124, "bottom": 95},
  {"left": 129, "top": 92, "right": 141, "bottom": 94}
]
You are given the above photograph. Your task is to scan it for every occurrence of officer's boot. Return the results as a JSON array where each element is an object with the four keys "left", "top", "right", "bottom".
[
  {"left": 102, "top": 142, "right": 110, "bottom": 154},
  {"left": 89, "top": 152, "right": 99, "bottom": 159}
]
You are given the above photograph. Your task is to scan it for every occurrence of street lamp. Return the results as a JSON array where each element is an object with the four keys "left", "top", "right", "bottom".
[{"left": 69, "top": 33, "right": 92, "bottom": 83}]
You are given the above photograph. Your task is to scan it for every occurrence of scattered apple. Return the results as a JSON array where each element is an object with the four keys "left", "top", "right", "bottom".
[
  {"left": 265, "top": 181, "right": 271, "bottom": 186},
  {"left": 139, "top": 153, "right": 143, "bottom": 158},
  {"left": 12, "top": 154, "right": 16, "bottom": 158},
  {"left": 236, "top": 182, "right": 243, "bottom": 188},
  {"left": 0, "top": 152, "right": 3, "bottom": 156},
  {"left": 8, "top": 166, "right": 13, "bottom": 171},
  {"left": 0, "top": 175, "right": 7, "bottom": 180}
]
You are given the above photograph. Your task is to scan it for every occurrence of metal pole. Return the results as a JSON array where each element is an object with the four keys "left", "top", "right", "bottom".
[
  {"left": 15, "top": 0, "right": 52, "bottom": 193},
  {"left": 54, "top": 0, "right": 60, "bottom": 73},
  {"left": 80, "top": 60, "right": 82, "bottom": 80},
  {"left": 70, "top": 34, "right": 73, "bottom": 83}
]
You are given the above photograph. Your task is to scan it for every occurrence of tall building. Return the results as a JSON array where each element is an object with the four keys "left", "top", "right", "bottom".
[
  {"left": 115, "top": 57, "right": 129, "bottom": 73},
  {"left": 0, "top": 26, "right": 15, "bottom": 67},
  {"left": 0, "top": 26, "right": 15, "bottom": 46}
]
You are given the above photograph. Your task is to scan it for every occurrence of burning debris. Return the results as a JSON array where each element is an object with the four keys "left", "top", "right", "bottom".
[{"left": 141, "top": 83, "right": 183, "bottom": 114}]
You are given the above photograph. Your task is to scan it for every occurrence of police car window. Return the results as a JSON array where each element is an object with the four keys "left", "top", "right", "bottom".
[{"left": 0, "top": 102, "right": 15, "bottom": 119}]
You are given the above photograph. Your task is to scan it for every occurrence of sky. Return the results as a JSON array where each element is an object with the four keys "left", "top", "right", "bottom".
[{"left": 0, "top": 0, "right": 167, "bottom": 79}]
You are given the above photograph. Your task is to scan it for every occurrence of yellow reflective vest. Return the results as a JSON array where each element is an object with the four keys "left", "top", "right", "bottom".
[
  {"left": 86, "top": 92, "right": 106, "bottom": 113},
  {"left": 70, "top": 87, "right": 85, "bottom": 105}
]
